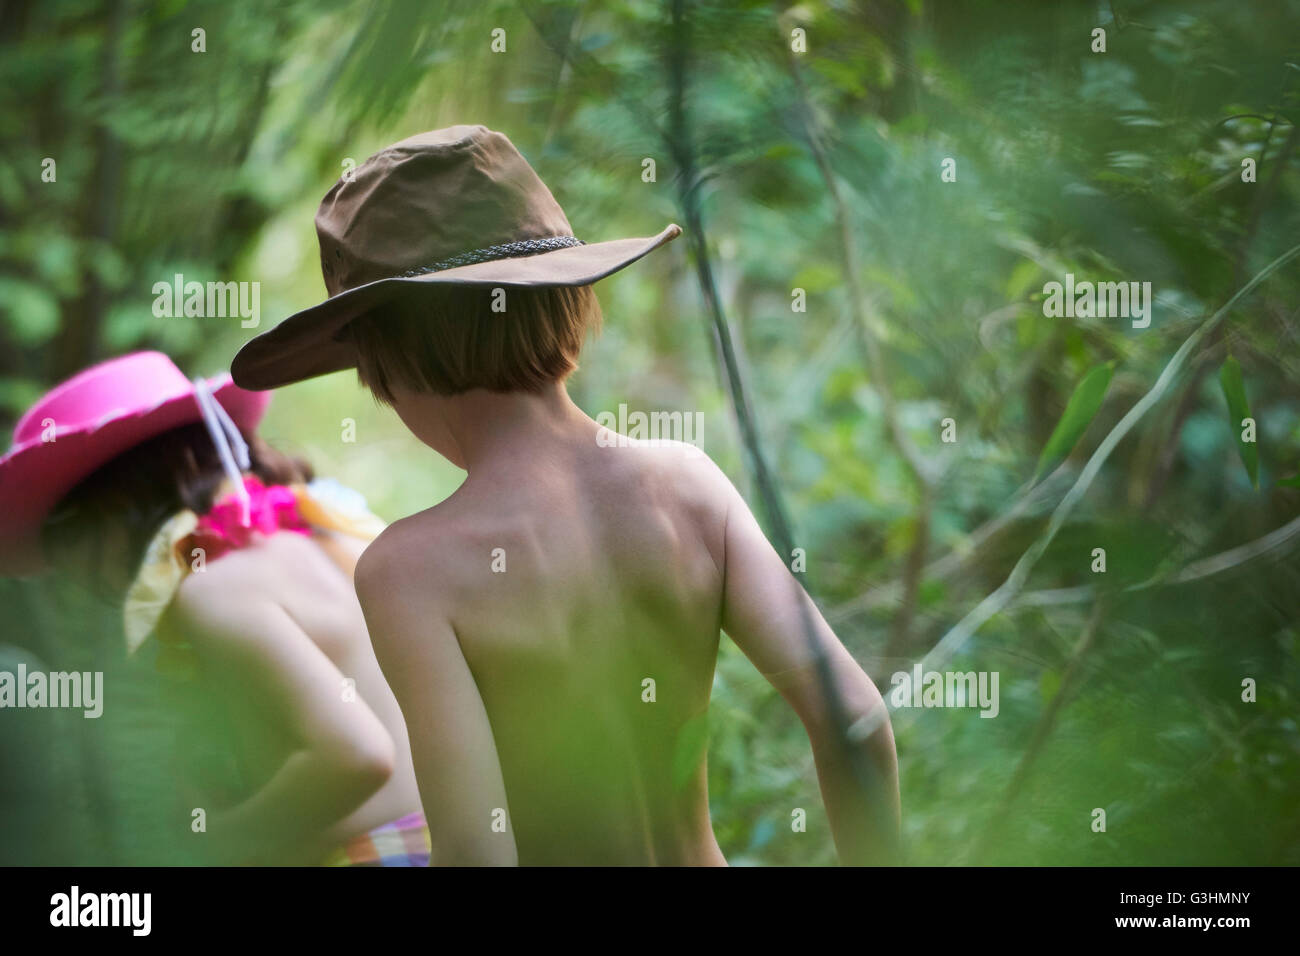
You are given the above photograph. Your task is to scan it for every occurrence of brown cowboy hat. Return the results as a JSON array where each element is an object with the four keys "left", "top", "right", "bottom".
[{"left": 232, "top": 125, "right": 681, "bottom": 391}]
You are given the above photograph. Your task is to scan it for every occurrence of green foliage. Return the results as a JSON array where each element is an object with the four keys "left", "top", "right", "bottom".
[
  {"left": 1033, "top": 361, "right": 1115, "bottom": 482},
  {"left": 3, "top": 0, "right": 1299, "bottom": 866},
  {"left": 1218, "top": 355, "right": 1258, "bottom": 488}
]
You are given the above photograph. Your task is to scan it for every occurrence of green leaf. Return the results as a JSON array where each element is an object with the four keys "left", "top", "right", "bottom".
[
  {"left": 1218, "top": 356, "right": 1258, "bottom": 488},
  {"left": 671, "top": 712, "right": 710, "bottom": 791},
  {"left": 1033, "top": 362, "right": 1116, "bottom": 481},
  {"left": 1040, "top": 669, "right": 1062, "bottom": 704},
  {"left": 1276, "top": 473, "right": 1300, "bottom": 489},
  {"left": 1005, "top": 258, "right": 1041, "bottom": 300},
  {"left": 0, "top": 277, "right": 60, "bottom": 346}
]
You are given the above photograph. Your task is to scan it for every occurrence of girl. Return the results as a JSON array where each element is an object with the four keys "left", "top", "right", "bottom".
[{"left": 0, "top": 351, "right": 427, "bottom": 865}]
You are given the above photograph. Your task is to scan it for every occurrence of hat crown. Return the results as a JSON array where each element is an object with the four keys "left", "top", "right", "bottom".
[
  {"left": 13, "top": 352, "right": 194, "bottom": 446},
  {"left": 315, "top": 125, "right": 575, "bottom": 297}
]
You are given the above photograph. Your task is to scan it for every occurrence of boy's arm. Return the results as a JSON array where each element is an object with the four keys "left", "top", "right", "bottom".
[
  {"left": 171, "top": 583, "right": 396, "bottom": 865},
  {"left": 710, "top": 467, "right": 901, "bottom": 865},
  {"left": 355, "top": 536, "right": 518, "bottom": 866}
]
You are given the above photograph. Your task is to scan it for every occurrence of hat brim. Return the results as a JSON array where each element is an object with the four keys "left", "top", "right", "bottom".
[
  {"left": 232, "top": 224, "right": 682, "bottom": 391},
  {"left": 0, "top": 376, "right": 270, "bottom": 577}
]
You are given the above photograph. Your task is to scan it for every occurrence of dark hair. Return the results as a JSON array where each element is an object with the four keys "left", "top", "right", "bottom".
[
  {"left": 40, "top": 423, "right": 313, "bottom": 586},
  {"left": 343, "top": 284, "right": 602, "bottom": 403}
]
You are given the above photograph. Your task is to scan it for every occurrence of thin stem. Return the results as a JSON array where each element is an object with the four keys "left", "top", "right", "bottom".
[{"left": 850, "top": 241, "right": 1300, "bottom": 742}]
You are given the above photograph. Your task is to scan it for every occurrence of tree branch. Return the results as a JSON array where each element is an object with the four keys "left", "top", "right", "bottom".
[{"left": 849, "top": 241, "right": 1300, "bottom": 742}]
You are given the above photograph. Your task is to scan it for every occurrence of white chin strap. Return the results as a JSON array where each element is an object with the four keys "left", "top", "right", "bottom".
[{"left": 193, "top": 378, "right": 252, "bottom": 528}]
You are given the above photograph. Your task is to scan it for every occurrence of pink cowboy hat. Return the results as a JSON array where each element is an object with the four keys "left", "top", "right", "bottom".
[{"left": 0, "top": 351, "right": 270, "bottom": 576}]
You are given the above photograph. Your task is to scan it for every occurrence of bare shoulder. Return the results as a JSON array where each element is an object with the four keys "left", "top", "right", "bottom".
[
  {"left": 357, "top": 506, "right": 445, "bottom": 581},
  {"left": 627, "top": 440, "right": 740, "bottom": 548},
  {"left": 353, "top": 505, "right": 461, "bottom": 618},
  {"left": 163, "top": 537, "right": 306, "bottom": 647},
  {"left": 607, "top": 439, "right": 734, "bottom": 502},
  {"left": 351, "top": 507, "right": 474, "bottom": 683}
]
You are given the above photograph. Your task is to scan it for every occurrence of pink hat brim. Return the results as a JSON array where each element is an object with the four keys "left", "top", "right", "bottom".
[{"left": 0, "top": 375, "right": 270, "bottom": 577}]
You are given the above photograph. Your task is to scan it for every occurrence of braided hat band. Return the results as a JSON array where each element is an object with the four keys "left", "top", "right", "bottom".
[{"left": 400, "top": 235, "right": 585, "bottom": 278}]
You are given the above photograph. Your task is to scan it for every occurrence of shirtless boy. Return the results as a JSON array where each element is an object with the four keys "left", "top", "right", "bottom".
[{"left": 233, "top": 125, "right": 899, "bottom": 865}]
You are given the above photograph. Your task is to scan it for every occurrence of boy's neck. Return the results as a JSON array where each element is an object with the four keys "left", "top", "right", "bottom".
[{"left": 399, "top": 382, "right": 594, "bottom": 472}]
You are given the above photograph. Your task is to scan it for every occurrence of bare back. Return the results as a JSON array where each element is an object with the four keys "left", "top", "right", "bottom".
[
  {"left": 162, "top": 529, "right": 422, "bottom": 861},
  {"left": 364, "top": 430, "right": 728, "bottom": 865}
]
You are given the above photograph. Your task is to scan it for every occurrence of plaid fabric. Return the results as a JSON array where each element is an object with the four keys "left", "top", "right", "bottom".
[{"left": 323, "top": 812, "right": 431, "bottom": 867}]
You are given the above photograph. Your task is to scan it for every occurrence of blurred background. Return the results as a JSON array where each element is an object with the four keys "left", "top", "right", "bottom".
[{"left": 1, "top": 0, "right": 1298, "bottom": 865}]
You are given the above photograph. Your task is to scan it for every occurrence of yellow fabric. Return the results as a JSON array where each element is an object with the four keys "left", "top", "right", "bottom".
[
  {"left": 123, "top": 510, "right": 198, "bottom": 658},
  {"left": 122, "top": 480, "right": 386, "bottom": 676}
]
